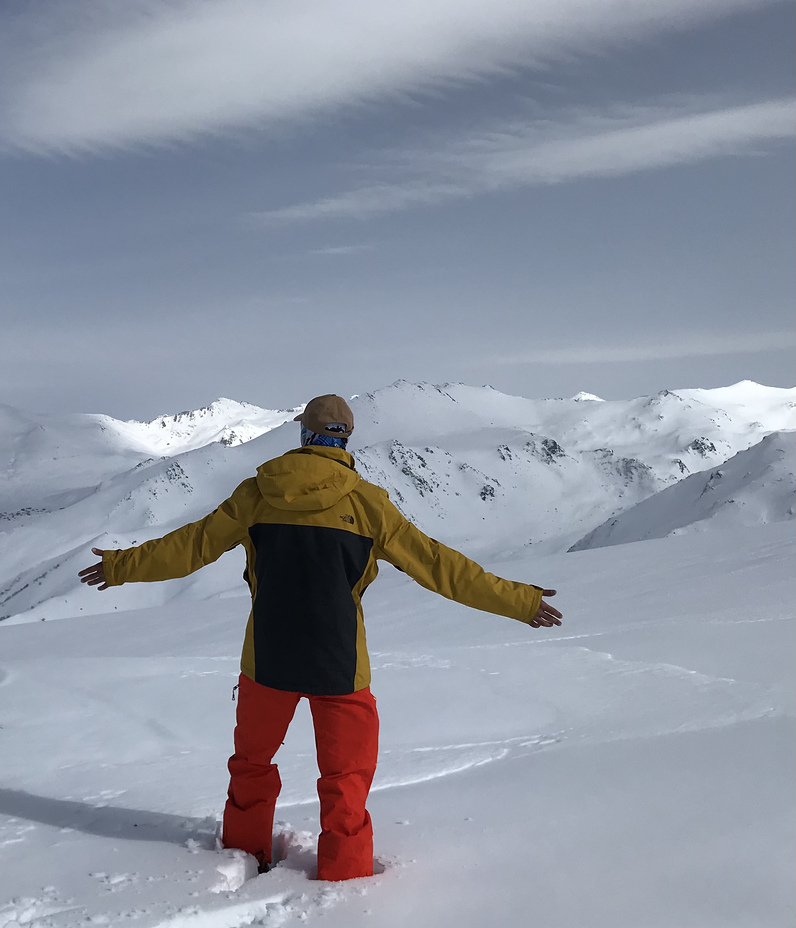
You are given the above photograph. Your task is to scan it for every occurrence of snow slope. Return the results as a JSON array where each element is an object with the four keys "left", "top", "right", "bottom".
[
  {"left": 1, "top": 380, "right": 793, "bottom": 624},
  {"left": 1, "top": 380, "right": 794, "bottom": 926},
  {"left": 0, "top": 523, "right": 793, "bottom": 927},
  {"left": 109, "top": 399, "right": 301, "bottom": 455},
  {"left": 0, "top": 399, "right": 297, "bottom": 512},
  {"left": 571, "top": 429, "right": 796, "bottom": 550}
]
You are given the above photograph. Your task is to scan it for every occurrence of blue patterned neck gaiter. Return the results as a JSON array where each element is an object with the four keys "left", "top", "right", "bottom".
[{"left": 300, "top": 425, "right": 348, "bottom": 449}]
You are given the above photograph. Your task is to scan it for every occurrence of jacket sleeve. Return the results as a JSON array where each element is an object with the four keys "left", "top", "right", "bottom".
[
  {"left": 102, "top": 480, "right": 252, "bottom": 586},
  {"left": 374, "top": 495, "right": 544, "bottom": 625}
]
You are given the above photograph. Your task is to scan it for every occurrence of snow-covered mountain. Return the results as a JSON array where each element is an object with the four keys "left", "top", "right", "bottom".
[
  {"left": 570, "top": 430, "right": 796, "bottom": 550},
  {"left": 3, "top": 386, "right": 792, "bottom": 928},
  {"left": 0, "top": 398, "right": 298, "bottom": 513},
  {"left": 350, "top": 380, "right": 795, "bottom": 552},
  {"left": 0, "top": 380, "right": 793, "bottom": 624},
  {"left": 114, "top": 397, "right": 301, "bottom": 454}
]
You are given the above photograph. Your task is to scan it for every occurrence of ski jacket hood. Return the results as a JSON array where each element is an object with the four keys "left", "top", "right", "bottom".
[{"left": 255, "top": 446, "right": 360, "bottom": 511}]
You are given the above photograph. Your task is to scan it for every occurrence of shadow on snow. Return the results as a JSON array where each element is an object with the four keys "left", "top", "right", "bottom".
[{"left": 0, "top": 788, "right": 216, "bottom": 847}]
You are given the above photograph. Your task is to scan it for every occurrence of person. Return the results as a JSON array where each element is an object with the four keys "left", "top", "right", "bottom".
[{"left": 78, "top": 394, "right": 562, "bottom": 882}]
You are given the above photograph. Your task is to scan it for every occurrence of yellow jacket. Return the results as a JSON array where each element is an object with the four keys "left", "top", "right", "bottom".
[{"left": 104, "top": 446, "right": 544, "bottom": 694}]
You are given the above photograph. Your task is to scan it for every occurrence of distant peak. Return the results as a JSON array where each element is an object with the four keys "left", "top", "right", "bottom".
[
  {"left": 646, "top": 390, "right": 685, "bottom": 406},
  {"left": 214, "top": 397, "right": 252, "bottom": 407},
  {"left": 140, "top": 397, "right": 258, "bottom": 426},
  {"left": 377, "top": 379, "right": 438, "bottom": 395},
  {"left": 572, "top": 392, "right": 604, "bottom": 402}
]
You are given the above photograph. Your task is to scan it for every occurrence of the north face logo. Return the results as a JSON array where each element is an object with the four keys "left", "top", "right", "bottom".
[{"left": 340, "top": 514, "right": 354, "bottom": 524}]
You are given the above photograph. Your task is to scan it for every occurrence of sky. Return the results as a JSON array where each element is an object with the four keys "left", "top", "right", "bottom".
[{"left": 0, "top": 0, "right": 794, "bottom": 421}]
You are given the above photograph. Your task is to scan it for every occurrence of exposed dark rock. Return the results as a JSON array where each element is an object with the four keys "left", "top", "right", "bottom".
[
  {"left": 524, "top": 437, "right": 565, "bottom": 464},
  {"left": 688, "top": 437, "right": 717, "bottom": 456}
]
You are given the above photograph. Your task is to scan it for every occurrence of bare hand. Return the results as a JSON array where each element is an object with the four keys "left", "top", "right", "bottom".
[
  {"left": 529, "top": 589, "right": 562, "bottom": 628},
  {"left": 78, "top": 547, "right": 108, "bottom": 591}
]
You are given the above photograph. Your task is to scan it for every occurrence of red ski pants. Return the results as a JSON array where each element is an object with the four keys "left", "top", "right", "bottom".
[{"left": 222, "top": 673, "right": 379, "bottom": 881}]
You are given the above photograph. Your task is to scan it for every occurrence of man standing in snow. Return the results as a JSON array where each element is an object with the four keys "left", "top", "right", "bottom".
[{"left": 79, "top": 394, "right": 562, "bottom": 881}]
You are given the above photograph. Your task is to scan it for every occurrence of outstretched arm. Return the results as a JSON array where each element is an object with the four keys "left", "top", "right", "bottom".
[
  {"left": 376, "top": 497, "right": 562, "bottom": 628},
  {"left": 77, "top": 481, "right": 252, "bottom": 589}
]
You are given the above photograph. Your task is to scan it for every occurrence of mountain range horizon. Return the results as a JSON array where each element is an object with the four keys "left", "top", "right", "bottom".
[{"left": 1, "top": 377, "right": 793, "bottom": 625}]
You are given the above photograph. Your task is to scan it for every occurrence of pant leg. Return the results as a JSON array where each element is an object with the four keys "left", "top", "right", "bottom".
[
  {"left": 222, "top": 673, "right": 300, "bottom": 866},
  {"left": 309, "top": 687, "right": 379, "bottom": 881}
]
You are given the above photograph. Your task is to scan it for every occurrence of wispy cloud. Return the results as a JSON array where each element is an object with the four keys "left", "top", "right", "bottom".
[
  {"left": 308, "top": 244, "right": 375, "bottom": 256},
  {"left": 251, "top": 97, "right": 796, "bottom": 223},
  {"left": 490, "top": 330, "right": 796, "bottom": 366},
  {"left": 0, "top": 0, "right": 780, "bottom": 154}
]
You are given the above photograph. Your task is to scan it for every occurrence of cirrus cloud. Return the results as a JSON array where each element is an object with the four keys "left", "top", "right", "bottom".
[
  {"left": 490, "top": 329, "right": 796, "bottom": 366},
  {"left": 249, "top": 97, "right": 796, "bottom": 224},
  {"left": 0, "top": 0, "right": 783, "bottom": 155}
]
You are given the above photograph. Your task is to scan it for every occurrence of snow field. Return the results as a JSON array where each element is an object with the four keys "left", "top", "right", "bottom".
[{"left": 1, "top": 522, "right": 794, "bottom": 927}]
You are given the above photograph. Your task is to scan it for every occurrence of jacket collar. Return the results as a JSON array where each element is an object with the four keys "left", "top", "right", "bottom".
[{"left": 287, "top": 445, "right": 357, "bottom": 471}]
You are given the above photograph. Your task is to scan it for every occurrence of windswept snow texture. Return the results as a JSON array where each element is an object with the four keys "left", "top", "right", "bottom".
[
  {"left": 571, "top": 430, "right": 796, "bottom": 550},
  {"left": 0, "top": 524, "right": 794, "bottom": 927},
  {"left": 1, "top": 380, "right": 793, "bottom": 625}
]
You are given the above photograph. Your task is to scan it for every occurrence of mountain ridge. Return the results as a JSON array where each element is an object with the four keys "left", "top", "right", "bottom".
[
  {"left": 570, "top": 429, "right": 796, "bottom": 551},
  {"left": 0, "top": 380, "right": 793, "bottom": 624}
]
